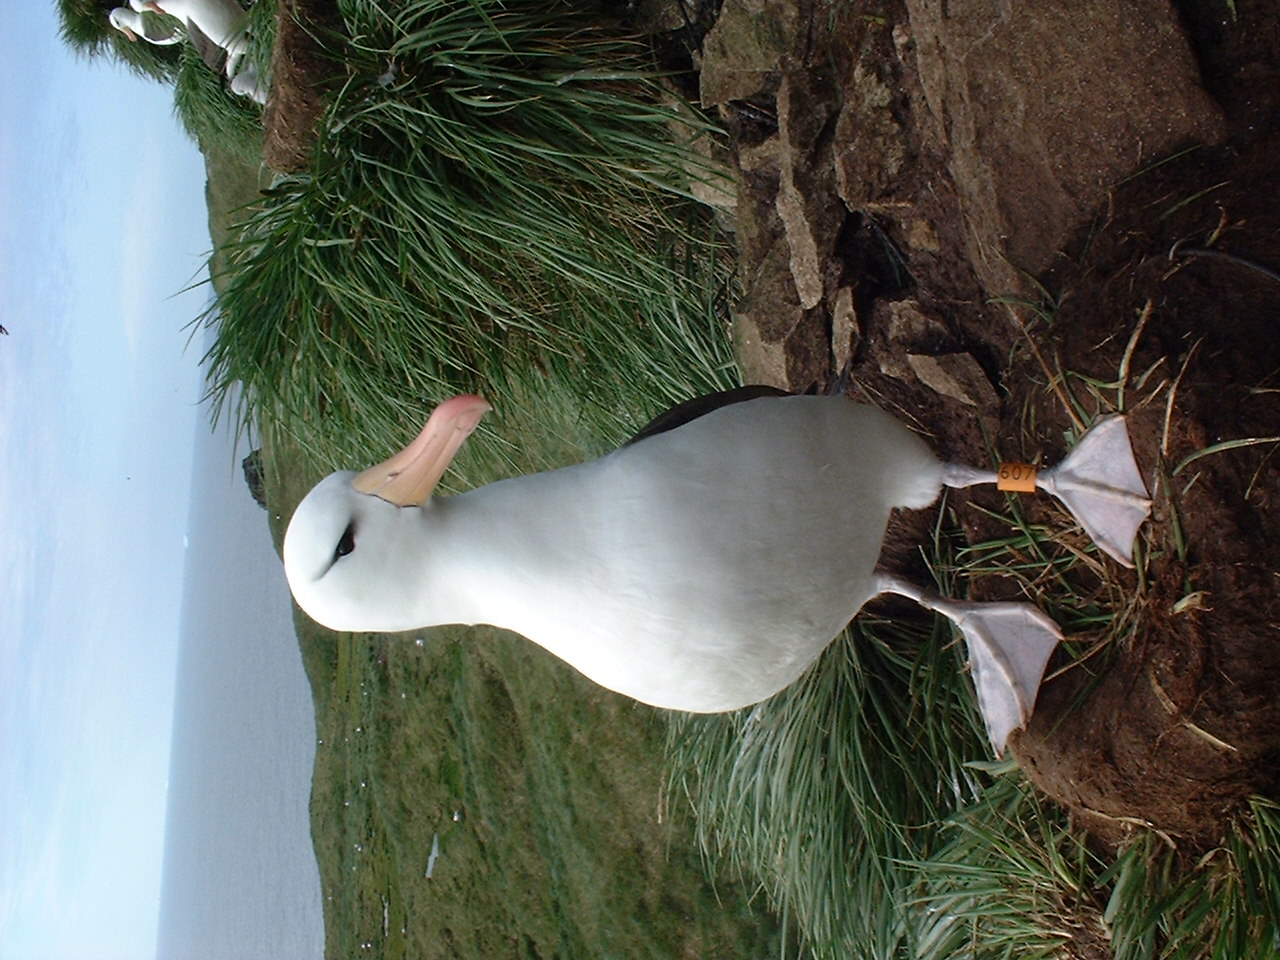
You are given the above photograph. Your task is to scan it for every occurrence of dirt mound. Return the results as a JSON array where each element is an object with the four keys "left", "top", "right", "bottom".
[
  {"left": 262, "top": 0, "right": 343, "bottom": 172},
  {"left": 1013, "top": 135, "right": 1280, "bottom": 847}
]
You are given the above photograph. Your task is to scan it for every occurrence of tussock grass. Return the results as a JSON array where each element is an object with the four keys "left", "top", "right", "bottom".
[
  {"left": 172, "top": 44, "right": 266, "bottom": 164},
  {"left": 912, "top": 771, "right": 1108, "bottom": 960},
  {"left": 668, "top": 607, "right": 988, "bottom": 960},
  {"left": 918, "top": 782, "right": 1280, "bottom": 960},
  {"left": 205, "top": 0, "right": 734, "bottom": 482}
]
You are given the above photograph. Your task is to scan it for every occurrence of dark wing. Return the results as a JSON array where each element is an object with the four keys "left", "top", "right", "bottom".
[
  {"left": 186, "top": 19, "right": 228, "bottom": 72},
  {"left": 623, "top": 385, "right": 791, "bottom": 447}
]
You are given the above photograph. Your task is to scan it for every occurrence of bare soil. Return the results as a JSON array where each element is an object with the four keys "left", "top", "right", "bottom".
[
  {"left": 262, "top": 0, "right": 342, "bottom": 172},
  {"left": 1009, "top": 134, "right": 1280, "bottom": 848},
  {"left": 264, "top": 0, "right": 1280, "bottom": 850}
]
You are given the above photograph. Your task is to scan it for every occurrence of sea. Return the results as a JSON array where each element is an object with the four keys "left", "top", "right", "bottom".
[{"left": 153, "top": 396, "right": 325, "bottom": 960}]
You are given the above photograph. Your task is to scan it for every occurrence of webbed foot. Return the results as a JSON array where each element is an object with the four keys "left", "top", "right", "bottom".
[
  {"left": 874, "top": 574, "right": 1062, "bottom": 755},
  {"left": 1036, "top": 415, "right": 1151, "bottom": 567}
]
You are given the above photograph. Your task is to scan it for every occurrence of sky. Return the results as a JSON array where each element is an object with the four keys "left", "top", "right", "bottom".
[{"left": 0, "top": 4, "right": 214, "bottom": 957}]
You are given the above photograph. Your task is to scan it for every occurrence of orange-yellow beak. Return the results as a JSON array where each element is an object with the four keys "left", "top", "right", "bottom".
[{"left": 352, "top": 394, "right": 492, "bottom": 507}]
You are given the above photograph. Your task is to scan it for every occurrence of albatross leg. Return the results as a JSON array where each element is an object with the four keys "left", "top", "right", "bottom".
[
  {"left": 873, "top": 573, "right": 1062, "bottom": 755},
  {"left": 939, "top": 415, "right": 1152, "bottom": 568}
]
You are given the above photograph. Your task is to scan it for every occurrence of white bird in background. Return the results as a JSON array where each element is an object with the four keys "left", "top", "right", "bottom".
[
  {"left": 227, "top": 59, "right": 268, "bottom": 104},
  {"left": 139, "top": 0, "right": 249, "bottom": 58},
  {"left": 107, "top": 6, "right": 184, "bottom": 45},
  {"left": 283, "top": 389, "right": 1152, "bottom": 754},
  {"left": 134, "top": 0, "right": 269, "bottom": 104}
]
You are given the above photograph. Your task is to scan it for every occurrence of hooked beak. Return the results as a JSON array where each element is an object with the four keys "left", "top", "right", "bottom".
[
  {"left": 123, "top": 25, "right": 139, "bottom": 40},
  {"left": 352, "top": 395, "right": 492, "bottom": 507}
]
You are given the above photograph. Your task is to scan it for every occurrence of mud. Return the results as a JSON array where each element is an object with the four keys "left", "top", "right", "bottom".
[{"left": 1011, "top": 135, "right": 1280, "bottom": 847}]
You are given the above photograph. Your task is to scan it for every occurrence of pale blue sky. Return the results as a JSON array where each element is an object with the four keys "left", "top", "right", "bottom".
[{"left": 1, "top": 4, "right": 213, "bottom": 958}]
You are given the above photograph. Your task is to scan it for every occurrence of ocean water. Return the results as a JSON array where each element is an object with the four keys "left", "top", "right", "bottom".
[{"left": 154, "top": 403, "right": 324, "bottom": 960}]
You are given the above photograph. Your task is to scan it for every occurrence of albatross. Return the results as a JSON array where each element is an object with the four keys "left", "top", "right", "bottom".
[
  {"left": 138, "top": 0, "right": 249, "bottom": 58},
  {"left": 108, "top": 6, "right": 184, "bottom": 44},
  {"left": 137, "top": 0, "right": 268, "bottom": 103},
  {"left": 283, "top": 389, "right": 1151, "bottom": 753}
]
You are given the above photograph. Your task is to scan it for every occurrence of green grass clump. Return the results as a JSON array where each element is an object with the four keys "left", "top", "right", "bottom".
[
  {"left": 916, "top": 781, "right": 1280, "bottom": 960},
  {"left": 205, "top": 0, "right": 734, "bottom": 479},
  {"left": 172, "top": 43, "right": 266, "bottom": 165},
  {"left": 668, "top": 606, "right": 987, "bottom": 960},
  {"left": 57, "top": 0, "right": 184, "bottom": 79},
  {"left": 1102, "top": 797, "right": 1280, "bottom": 960},
  {"left": 912, "top": 771, "right": 1110, "bottom": 960}
]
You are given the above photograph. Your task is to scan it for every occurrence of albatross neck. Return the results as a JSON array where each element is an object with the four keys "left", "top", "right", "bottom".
[{"left": 414, "top": 461, "right": 604, "bottom": 631}]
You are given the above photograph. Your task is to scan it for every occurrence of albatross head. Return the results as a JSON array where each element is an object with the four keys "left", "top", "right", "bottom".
[
  {"left": 283, "top": 394, "right": 491, "bottom": 632},
  {"left": 108, "top": 8, "right": 140, "bottom": 40}
]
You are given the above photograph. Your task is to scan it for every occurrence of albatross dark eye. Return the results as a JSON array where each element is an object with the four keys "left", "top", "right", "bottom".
[{"left": 335, "top": 523, "right": 356, "bottom": 560}]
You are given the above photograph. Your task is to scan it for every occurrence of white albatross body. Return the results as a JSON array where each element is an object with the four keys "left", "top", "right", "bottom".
[
  {"left": 108, "top": 7, "right": 183, "bottom": 44},
  {"left": 288, "top": 396, "right": 944, "bottom": 711},
  {"left": 142, "top": 0, "right": 248, "bottom": 54},
  {"left": 284, "top": 392, "right": 1151, "bottom": 751},
  {"left": 140, "top": 0, "right": 268, "bottom": 102}
]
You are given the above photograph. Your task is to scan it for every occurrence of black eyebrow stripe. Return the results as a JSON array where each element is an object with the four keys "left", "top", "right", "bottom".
[{"left": 317, "top": 522, "right": 356, "bottom": 579}]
